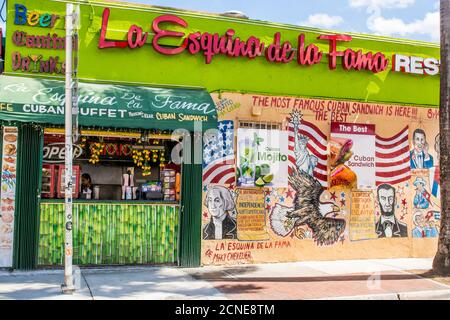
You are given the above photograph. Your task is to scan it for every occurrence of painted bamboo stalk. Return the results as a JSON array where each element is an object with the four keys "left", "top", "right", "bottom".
[{"left": 38, "top": 203, "right": 179, "bottom": 266}]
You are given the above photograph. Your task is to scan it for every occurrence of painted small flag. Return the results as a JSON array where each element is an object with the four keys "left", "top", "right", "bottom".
[
  {"left": 287, "top": 119, "right": 328, "bottom": 187},
  {"left": 375, "top": 126, "right": 411, "bottom": 186},
  {"left": 203, "top": 120, "right": 235, "bottom": 185},
  {"left": 423, "top": 189, "right": 431, "bottom": 203},
  {"left": 430, "top": 166, "right": 440, "bottom": 197}
]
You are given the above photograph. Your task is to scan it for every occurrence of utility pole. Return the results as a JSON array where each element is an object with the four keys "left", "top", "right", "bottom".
[
  {"left": 433, "top": 0, "right": 450, "bottom": 276},
  {"left": 61, "top": 2, "right": 76, "bottom": 293}
]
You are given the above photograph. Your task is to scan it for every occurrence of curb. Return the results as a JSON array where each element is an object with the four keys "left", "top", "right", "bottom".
[
  {"left": 399, "top": 289, "right": 450, "bottom": 300},
  {"left": 0, "top": 269, "right": 63, "bottom": 277},
  {"left": 317, "top": 289, "right": 450, "bottom": 300},
  {"left": 0, "top": 265, "right": 171, "bottom": 277}
]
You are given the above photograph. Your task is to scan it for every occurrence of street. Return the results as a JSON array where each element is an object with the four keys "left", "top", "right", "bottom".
[{"left": 1, "top": 258, "right": 449, "bottom": 300}]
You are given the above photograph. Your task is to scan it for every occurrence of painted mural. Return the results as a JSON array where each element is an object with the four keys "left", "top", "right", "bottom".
[
  {"left": 202, "top": 185, "right": 237, "bottom": 241},
  {"left": 201, "top": 92, "right": 440, "bottom": 266},
  {"left": 202, "top": 120, "right": 235, "bottom": 185},
  {"left": 236, "top": 188, "right": 269, "bottom": 241},
  {"left": 287, "top": 109, "right": 328, "bottom": 187},
  {"left": 0, "top": 126, "right": 18, "bottom": 267},
  {"left": 374, "top": 183, "right": 408, "bottom": 238},
  {"left": 349, "top": 191, "right": 377, "bottom": 241},
  {"left": 410, "top": 169, "right": 441, "bottom": 239},
  {"left": 270, "top": 169, "right": 346, "bottom": 246}
]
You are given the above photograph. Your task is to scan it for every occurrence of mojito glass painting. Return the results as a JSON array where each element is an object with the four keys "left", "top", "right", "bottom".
[{"left": 237, "top": 129, "right": 289, "bottom": 188}]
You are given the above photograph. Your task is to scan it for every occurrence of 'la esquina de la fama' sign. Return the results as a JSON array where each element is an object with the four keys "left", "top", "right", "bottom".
[{"left": 98, "top": 7, "right": 440, "bottom": 75}]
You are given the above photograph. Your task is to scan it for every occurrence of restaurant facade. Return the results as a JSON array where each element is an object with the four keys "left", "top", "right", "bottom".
[{"left": 0, "top": 0, "right": 441, "bottom": 270}]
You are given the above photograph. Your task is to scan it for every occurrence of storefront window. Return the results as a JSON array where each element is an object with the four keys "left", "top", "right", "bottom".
[
  {"left": 41, "top": 128, "right": 182, "bottom": 202},
  {"left": 238, "top": 121, "right": 281, "bottom": 130}
]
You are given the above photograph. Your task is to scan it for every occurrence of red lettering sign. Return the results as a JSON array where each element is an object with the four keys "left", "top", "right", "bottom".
[
  {"left": 152, "top": 15, "right": 188, "bottom": 55},
  {"left": 343, "top": 49, "right": 389, "bottom": 73},
  {"left": 318, "top": 34, "right": 388, "bottom": 73},
  {"left": 98, "top": 8, "right": 127, "bottom": 48},
  {"left": 297, "top": 34, "right": 322, "bottom": 66},
  {"left": 318, "top": 34, "right": 352, "bottom": 70},
  {"left": 97, "top": 8, "right": 392, "bottom": 74},
  {"left": 185, "top": 29, "right": 265, "bottom": 64},
  {"left": 265, "top": 32, "right": 295, "bottom": 63},
  {"left": 127, "top": 25, "right": 148, "bottom": 49},
  {"left": 99, "top": 8, "right": 150, "bottom": 50}
]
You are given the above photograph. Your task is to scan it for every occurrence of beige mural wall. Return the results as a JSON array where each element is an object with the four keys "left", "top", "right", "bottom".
[{"left": 201, "top": 92, "right": 440, "bottom": 266}]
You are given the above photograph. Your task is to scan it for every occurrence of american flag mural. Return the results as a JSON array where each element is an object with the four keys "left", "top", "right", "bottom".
[
  {"left": 375, "top": 126, "right": 411, "bottom": 186},
  {"left": 287, "top": 119, "right": 328, "bottom": 187},
  {"left": 203, "top": 120, "right": 236, "bottom": 185}
]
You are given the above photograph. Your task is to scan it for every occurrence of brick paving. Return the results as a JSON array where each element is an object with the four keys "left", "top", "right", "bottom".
[
  {"left": 198, "top": 271, "right": 450, "bottom": 299},
  {"left": 408, "top": 269, "right": 450, "bottom": 287},
  {"left": 187, "top": 260, "right": 450, "bottom": 300}
]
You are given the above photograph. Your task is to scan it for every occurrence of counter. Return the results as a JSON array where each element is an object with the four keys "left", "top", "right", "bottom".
[{"left": 38, "top": 200, "right": 180, "bottom": 266}]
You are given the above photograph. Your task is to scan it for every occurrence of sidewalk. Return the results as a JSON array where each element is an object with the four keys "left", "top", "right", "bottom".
[{"left": 1, "top": 258, "right": 449, "bottom": 300}]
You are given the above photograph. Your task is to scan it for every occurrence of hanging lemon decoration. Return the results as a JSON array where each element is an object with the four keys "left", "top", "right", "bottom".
[{"left": 89, "top": 141, "right": 104, "bottom": 164}]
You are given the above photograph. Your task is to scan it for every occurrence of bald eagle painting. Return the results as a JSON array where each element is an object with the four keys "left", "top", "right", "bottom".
[{"left": 270, "top": 169, "right": 346, "bottom": 246}]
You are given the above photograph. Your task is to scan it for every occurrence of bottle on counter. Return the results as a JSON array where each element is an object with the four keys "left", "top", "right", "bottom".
[
  {"left": 122, "top": 168, "right": 136, "bottom": 200},
  {"left": 83, "top": 188, "right": 92, "bottom": 200},
  {"left": 175, "top": 172, "right": 181, "bottom": 201},
  {"left": 93, "top": 186, "right": 100, "bottom": 200}
]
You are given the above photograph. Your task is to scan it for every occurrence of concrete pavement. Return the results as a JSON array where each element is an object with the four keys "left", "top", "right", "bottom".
[
  {"left": 0, "top": 258, "right": 449, "bottom": 300},
  {"left": 0, "top": 267, "right": 226, "bottom": 300}
]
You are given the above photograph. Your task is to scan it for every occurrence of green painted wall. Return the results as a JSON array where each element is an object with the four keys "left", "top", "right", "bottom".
[
  {"left": 13, "top": 123, "right": 43, "bottom": 270},
  {"left": 4, "top": 0, "right": 440, "bottom": 107}
]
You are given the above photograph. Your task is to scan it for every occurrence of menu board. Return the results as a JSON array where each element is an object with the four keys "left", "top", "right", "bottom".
[
  {"left": 237, "top": 188, "right": 269, "bottom": 241},
  {"left": 349, "top": 190, "right": 377, "bottom": 241},
  {"left": 0, "top": 126, "right": 18, "bottom": 267}
]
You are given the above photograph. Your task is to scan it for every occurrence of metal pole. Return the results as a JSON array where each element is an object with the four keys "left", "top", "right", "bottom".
[{"left": 62, "top": 3, "right": 75, "bottom": 294}]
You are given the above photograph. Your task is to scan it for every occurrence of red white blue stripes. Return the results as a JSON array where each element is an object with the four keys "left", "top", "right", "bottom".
[
  {"left": 203, "top": 120, "right": 235, "bottom": 185},
  {"left": 375, "top": 126, "right": 411, "bottom": 186}
]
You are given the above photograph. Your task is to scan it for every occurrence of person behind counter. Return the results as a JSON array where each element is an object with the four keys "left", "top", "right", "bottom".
[{"left": 81, "top": 173, "right": 93, "bottom": 199}]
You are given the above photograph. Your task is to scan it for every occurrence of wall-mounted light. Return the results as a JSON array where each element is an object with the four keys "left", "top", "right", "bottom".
[
  {"left": 221, "top": 10, "right": 249, "bottom": 19},
  {"left": 252, "top": 105, "right": 262, "bottom": 116}
]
